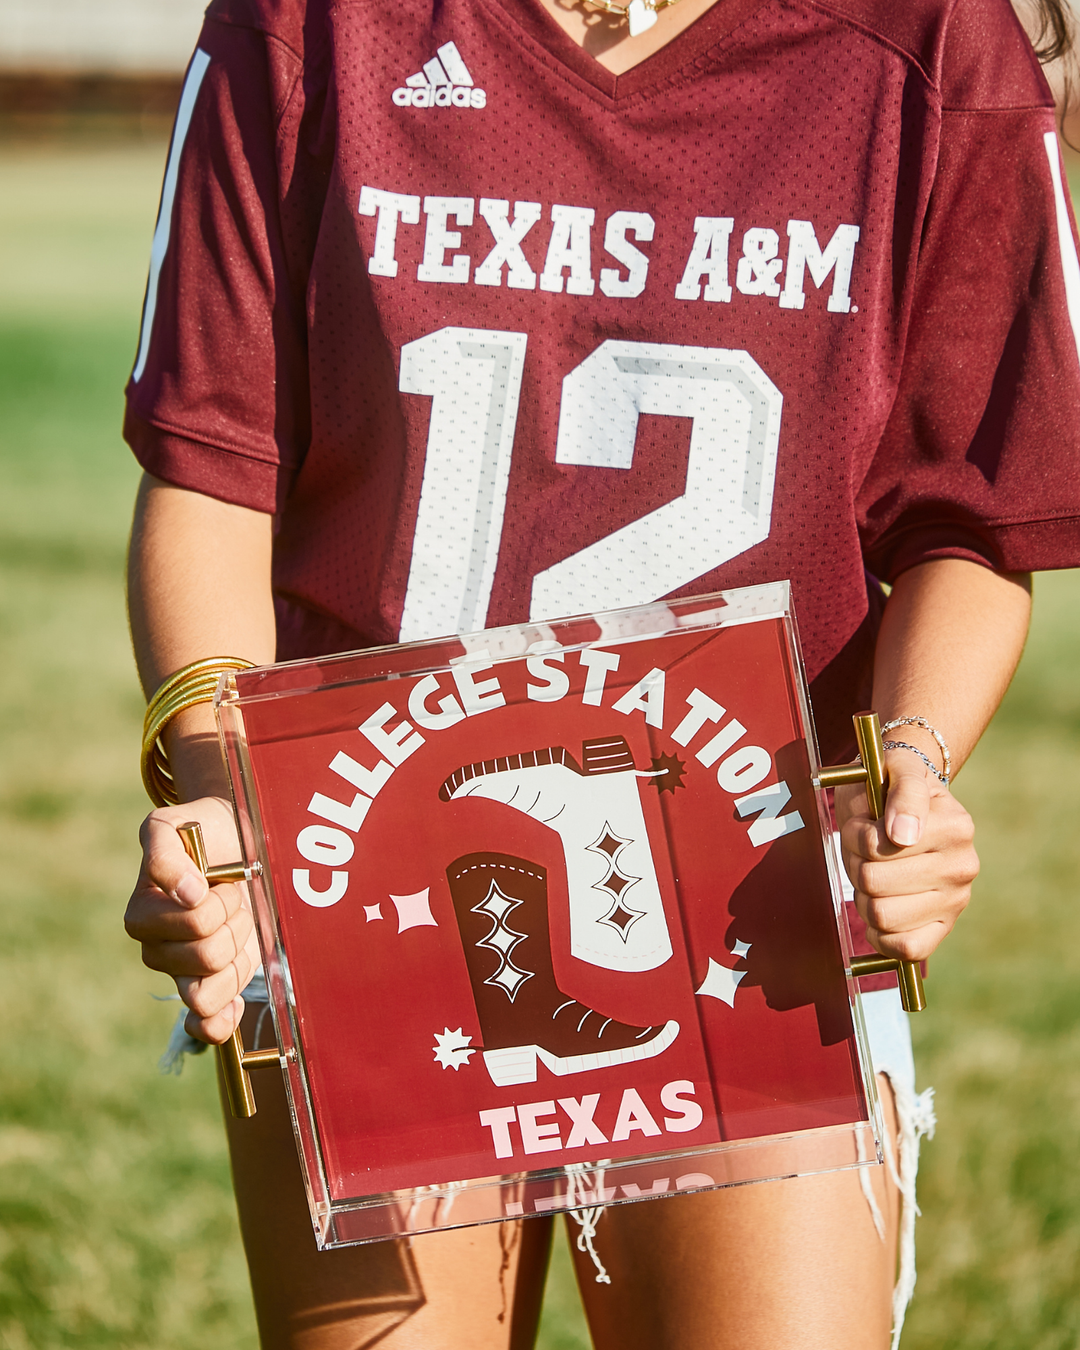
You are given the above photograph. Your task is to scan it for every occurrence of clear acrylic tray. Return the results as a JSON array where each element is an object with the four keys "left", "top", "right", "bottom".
[{"left": 215, "top": 581, "right": 882, "bottom": 1247}]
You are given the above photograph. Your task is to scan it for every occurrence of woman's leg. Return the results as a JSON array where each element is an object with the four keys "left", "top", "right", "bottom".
[
  {"left": 220, "top": 1003, "right": 553, "bottom": 1350},
  {"left": 573, "top": 1074, "right": 901, "bottom": 1350}
]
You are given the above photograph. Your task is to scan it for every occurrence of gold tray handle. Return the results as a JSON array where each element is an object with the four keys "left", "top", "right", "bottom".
[
  {"left": 176, "top": 821, "right": 280, "bottom": 1117},
  {"left": 816, "top": 713, "right": 927, "bottom": 1014}
]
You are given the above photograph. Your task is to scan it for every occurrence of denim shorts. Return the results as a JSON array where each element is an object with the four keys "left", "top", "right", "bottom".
[{"left": 838, "top": 843, "right": 935, "bottom": 1349}]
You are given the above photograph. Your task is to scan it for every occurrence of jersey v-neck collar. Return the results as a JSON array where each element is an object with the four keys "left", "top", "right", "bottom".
[{"left": 479, "top": 0, "right": 771, "bottom": 101}]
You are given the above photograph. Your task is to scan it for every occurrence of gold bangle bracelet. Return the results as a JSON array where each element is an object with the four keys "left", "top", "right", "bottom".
[
  {"left": 144, "top": 656, "right": 251, "bottom": 725},
  {"left": 141, "top": 657, "right": 255, "bottom": 807}
]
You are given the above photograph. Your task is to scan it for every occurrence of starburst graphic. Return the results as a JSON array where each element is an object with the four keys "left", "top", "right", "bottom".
[
  {"left": 472, "top": 881, "right": 532, "bottom": 1001},
  {"left": 588, "top": 823, "right": 646, "bottom": 941},
  {"left": 432, "top": 1027, "right": 476, "bottom": 1071},
  {"left": 648, "top": 751, "right": 687, "bottom": 794}
]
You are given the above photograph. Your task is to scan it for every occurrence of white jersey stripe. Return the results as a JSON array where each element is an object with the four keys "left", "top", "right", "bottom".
[
  {"left": 1043, "top": 130, "right": 1080, "bottom": 370},
  {"left": 437, "top": 42, "right": 474, "bottom": 86},
  {"left": 405, "top": 71, "right": 428, "bottom": 87},
  {"left": 132, "top": 47, "right": 211, "bottom": 384}
]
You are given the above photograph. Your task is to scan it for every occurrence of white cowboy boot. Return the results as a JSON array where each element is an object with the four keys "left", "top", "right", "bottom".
[{"left": 440, "top": 737, "right": 673, "bottom": 973}]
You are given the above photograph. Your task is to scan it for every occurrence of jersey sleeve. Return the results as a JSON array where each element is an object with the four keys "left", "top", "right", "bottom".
[
  {"left": 857, "top": 102, "right": 1080, "bottom": 580},
  {"left": 123, "top": 6, "right": 322, "bottom": 514}
]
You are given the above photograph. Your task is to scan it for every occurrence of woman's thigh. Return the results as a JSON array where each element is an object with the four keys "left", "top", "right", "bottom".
[
  {"left": 572, "top": 1073, "right": 901, "bottom": 1350},
  {"left": 220, "top": 1003, "right": 553, "bottom": 1350}
]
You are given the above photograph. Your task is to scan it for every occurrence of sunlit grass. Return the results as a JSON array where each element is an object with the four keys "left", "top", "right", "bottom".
[
  {"left": 0, "top": 143, "right": 258, "bottom": 1349},
  {"left": 903, "top": 568, "right": 1080, "bottom": 1350},
  {"left": 1, "top": 140, "right": 1079, "bottom": 1349},
  {"left": 0, "top": 311, "right": 259, "bottom": 1348}
]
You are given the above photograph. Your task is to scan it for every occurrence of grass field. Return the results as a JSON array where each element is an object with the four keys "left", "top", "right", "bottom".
[{"left": 1, "top": 140, "right": 1080, "bottom": 1349}]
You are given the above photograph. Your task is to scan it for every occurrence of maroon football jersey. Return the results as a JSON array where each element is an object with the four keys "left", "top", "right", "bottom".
[{"left": 124, "top": 0, "right": 1080, "bottom": 763}]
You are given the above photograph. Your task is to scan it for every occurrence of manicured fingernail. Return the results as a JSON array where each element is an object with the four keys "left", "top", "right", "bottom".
[
  {"left": 891, "top": 814, "right": 921, "bottom": 846},
  {"left": 175, "top": 872, "right": 207, "bottom": 907}
]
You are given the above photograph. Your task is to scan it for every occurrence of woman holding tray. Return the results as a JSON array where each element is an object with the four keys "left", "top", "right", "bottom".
[{"left": 122, "top": 0, "right": 1080, "bottom": 1343}]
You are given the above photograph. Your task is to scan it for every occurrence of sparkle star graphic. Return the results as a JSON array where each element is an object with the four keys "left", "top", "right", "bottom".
[
  {"left": 432, "top": 1027, "right": 476, "bottom": 1071},
  {"left": 648, "top": 751, "right": 687, "bottom": 794},
  {"left": 389, "top": 888, "right": 437, "bottom": 932},
  {"left": 695, "top": 939, "right": 753, "bottom": 1008}
]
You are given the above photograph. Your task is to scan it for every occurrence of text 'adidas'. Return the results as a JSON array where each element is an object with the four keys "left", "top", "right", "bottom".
[{"left": 392, "top": 41, "right": 487, "bottom": 109}]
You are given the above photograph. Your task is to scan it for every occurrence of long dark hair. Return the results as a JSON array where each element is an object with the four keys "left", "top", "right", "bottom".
[{"left": 1028, "top": 0, "right": 1073, "bottom": 64}]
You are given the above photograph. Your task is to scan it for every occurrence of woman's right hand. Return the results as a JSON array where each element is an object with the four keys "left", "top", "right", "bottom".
[{"left": 124, "top": 796, "right": 261, "bottom": 1044}]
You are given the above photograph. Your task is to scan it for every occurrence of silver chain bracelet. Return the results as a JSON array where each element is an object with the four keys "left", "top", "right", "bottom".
[{"left": 882, "top": 739, "right": 950, "bottom": 786}]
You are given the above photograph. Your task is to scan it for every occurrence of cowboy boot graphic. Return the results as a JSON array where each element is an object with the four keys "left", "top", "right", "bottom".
[
  {"left": 447, "top": 852, "right": 679, "bottom": 1088},
  {"left": 440, "top": 736, "right": 673, "bottom": 973}
]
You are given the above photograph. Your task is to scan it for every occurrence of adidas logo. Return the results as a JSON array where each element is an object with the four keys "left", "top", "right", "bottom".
[{"left": 392, "top": 42, "right": 487, "bottom": 109}]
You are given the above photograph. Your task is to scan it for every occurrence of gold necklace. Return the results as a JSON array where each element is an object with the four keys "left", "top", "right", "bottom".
[{"left": 581, "top": 0, "right": 683, "bottom": 36}]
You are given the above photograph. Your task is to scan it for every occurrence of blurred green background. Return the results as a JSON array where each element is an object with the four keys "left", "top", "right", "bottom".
[{"left": 1, "top": 139, "right": 1080, "bottom": 1349}]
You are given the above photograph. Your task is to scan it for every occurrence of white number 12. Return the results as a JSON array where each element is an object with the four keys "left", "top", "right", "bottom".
[{"left": 397, "top": 328, "right": 782, "bottom": 644}]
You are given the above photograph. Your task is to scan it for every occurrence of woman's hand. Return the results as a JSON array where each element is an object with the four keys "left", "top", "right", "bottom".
[
  {"left": 124, "top": 796, "right": 260, "bottom": 1044},
  {"left": 836, "top": 558, "right": 1031, "bottom": 965},
  {"left": 835, "top": 746, "right": 978, "bottom": 962}
]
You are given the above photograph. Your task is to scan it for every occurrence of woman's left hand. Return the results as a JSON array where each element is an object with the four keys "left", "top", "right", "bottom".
[{"left": 835, "top": 746, "right": 979, "bottom": 963}]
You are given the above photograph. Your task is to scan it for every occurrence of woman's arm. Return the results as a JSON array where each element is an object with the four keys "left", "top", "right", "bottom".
[
  {"left": 128, "top": 471, "right": 277, "bottom": 793},
  {"left": 837, "top": 558, "right": 1033, "bottom": 963},
  {"left": 124, "top": 472, "right": 277, "bottom": 1043}
]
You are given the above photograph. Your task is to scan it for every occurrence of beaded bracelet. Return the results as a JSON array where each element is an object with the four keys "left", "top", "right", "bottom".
[
  {"left": 882, "top": 739, "right": 950, "bottom": 786},
  {"left": 880, "top": 712, "right": 950, "bottom": 788},
  {"left": 141, "top": 657, "right": 255, "bottom": 807}
]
